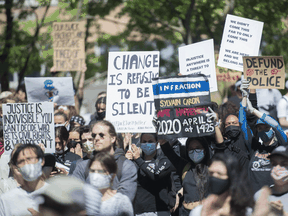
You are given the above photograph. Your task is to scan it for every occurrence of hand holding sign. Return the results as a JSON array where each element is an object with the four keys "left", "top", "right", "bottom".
[
  {"left": 240, "top": 79, "right": 250, "bottom": 97},
  {"left": 131, "top": 144, "right": 141, "bottom": 160}
]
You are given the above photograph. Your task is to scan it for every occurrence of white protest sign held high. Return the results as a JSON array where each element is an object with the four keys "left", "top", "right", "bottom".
[
  {"left": 25, "top": 77, "right": 75, "bottom": 105},
  {"left": 178, "top": 39, "right": 218, "bottom": 92},
  {"left": 2, "top": 102, "right": 55, "bottom": 155},
  {"left": 218, "top": 14, "right": 264, "bottom": 71},
  {"left": 106, "top": 51, "right": 159, "bottom": 133}
]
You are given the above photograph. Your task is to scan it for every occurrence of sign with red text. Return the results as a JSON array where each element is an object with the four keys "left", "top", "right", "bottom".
[
  {"left": 152, "top": 74, "right": 214, "bottom": 139},
  {"left": 218, "top": 14, "right": 264, "bottom": 71},
  {"left": 243, "top": 56, "right": 285, "bottom": 89},
  {"left": 106, "top": 51, "right": 160, "bottom": 133},
  {"left": 53, "top": 21, "right": 86, "bottom": 71},
  {"left": 2, "top": 102, "right": 55, "bottom": 155},
  {"left": 179, "top": 39, "right": 217, "bottom": 92}
]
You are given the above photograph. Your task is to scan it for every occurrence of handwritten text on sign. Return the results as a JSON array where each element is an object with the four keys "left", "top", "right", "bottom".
[
  {"left": 106, "top": 52, "right": 159, "bottom": 133},
  {"left": 156, "top": 108, "right": 215, "bottom": 139},
  {"left": 53, "top": 21, "right": 86, "bottom": 71},
  {"left": 2, "top": 102, "right": 55, "bottom": 155},
  {"left": 218, "top": 14, "right": 264, "bottom": 71},
  {"left": 243, "top": 56, "right": 285, "bottom": 89}
]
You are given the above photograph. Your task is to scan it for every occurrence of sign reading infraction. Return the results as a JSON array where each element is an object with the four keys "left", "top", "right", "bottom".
[
  {"left": 2, "top": 102, "right": 55, "bottom": 155},
  {"left": 53, "top": 21, "right": 86, "bottom": 71},
  {"left": 243, "top": 56, "right": 285, "bottom": 89},
  {"left": 152, "top": 74, "right": 214, "bottom": 139}
]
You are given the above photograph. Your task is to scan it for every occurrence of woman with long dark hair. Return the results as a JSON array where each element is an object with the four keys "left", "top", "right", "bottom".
[
  {"left": 160, "top": 136, "right": 211, "bottom": 216},
  {"left": 190, "top": 153, "right": 254, "bottom": 216}
]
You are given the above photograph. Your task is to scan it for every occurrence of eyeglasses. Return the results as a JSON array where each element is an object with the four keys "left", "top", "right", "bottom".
[
  {"left": 16, "top": 157, "right": 38, "bottom": 167},
  {"left": 91, "top": 133, "right": 105, "bottom": 139},
  {"left": 189, "top": 149, "right": 203, "bottom": 153}
]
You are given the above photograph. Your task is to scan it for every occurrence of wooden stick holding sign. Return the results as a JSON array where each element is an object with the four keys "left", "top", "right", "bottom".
[{"left": 243, "top": 56, "right": 285, "bottom": 89}]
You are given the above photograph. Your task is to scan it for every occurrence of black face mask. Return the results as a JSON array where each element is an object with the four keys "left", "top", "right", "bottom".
[
  {"left": 209, "top": 176, "right": 230, "bottom": 195},
  {"left": 225, "top": 125, "right": 241, "bottom": 139},
  {"left": 97, "top": 111, "right": 106, "bottom": 120}
]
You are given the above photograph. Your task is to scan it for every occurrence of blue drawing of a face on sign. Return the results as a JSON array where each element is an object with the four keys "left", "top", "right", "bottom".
[{"left": 44, "top": 80, "right": 59, "bottom": 100}]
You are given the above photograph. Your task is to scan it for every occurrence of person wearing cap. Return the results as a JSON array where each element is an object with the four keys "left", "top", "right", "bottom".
[
  {"left": 254, "top": 145, "right": 288, "bottom": 215},
  {"left": 89, "top": 96, "right": 106, "bottom": 125},
  {"left": 0, "top": 144, "right": 48, "bottom": 215},
  {"left": 69, "top": 115, "right": 85, "bottom": 131},
  {"left": 277, "top": 80, "right": 288, "bottom": 133},
  {"left": 244, "top": 87, "right": 288, "bottom": 194},
  {"left": 37, "top": 176, "right": 87, "bottom": 216}
]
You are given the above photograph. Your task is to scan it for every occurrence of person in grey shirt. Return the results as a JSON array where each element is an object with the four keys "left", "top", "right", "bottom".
[
  {"left": 254, "top": 145, "right": 288, "bottom": 215},
  {"left": 72, "top": 120, "right": 137, "bottom": 202}
]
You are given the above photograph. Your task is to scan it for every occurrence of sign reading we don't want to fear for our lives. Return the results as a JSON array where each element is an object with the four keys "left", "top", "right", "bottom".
[
  {"left": 52, "top": 21, "right": 86, "bottom": 71},
  {"left": 243, "top": 56, "right": 285, "bottom": 89}
]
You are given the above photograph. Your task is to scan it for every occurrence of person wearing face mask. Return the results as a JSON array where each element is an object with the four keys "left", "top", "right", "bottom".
[
  {"left": 89, "top": 96, "right": 106, "bottom": 125},
  {"left": 254, "top": 145, "right": 288, "bottom": 215},
  {"left": 160, "top": 137, "right": 211, "bottom": 216},
  {"left": 244, "top": 93, "right": 288, "bottom": 194},
  {"left": 0, "top": 144, "right": 49, "bottom": 216},
  {"left": 85, "top": 152, "right": 133, "bottom": 216},
  {"left": 125, "top": 133, "right": 175, "bottom": 216},
  {"left": 190, "top": 153, "right": 254, "bottom": 216},
  {"left": 214, "top": 80, "right": 257, "bottom": 170},
  {"left": 53, "top": 126, "right": 81, "bottom": 172}
]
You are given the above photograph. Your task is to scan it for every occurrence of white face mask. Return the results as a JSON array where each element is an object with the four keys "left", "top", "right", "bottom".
[
  {"left": 88, "top": 173, "right": 112, "bottom": 190},
  {"left": 18, "top": 158, "right": 43, "bottom": 182},
  {"left": 55, "top": 146, "right": 68, "bottom": 154},
  {"left": 83, "top": 140, "right": 94, "bottom": 153}
]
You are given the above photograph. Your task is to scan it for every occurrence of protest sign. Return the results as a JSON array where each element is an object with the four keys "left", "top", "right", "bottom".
[
  {"left": 2, "top": 102, "right": 55, "bottom": 155},
  {"left": 243, "top": 56, "right": 285, "bottom": 89},
  {"left": 218, "top": 14, "right": 264, "bottom": 72},
  {"left": 178, "top": 39, "right": 217, "bottom": 92},
  {"left": 215, "top": 53, "right": 242, "bottom": 83},
  {"left": 25, "top": 77, "right": 75, "bottom": 105},
  {"left": 52, "top": 21, "right": 86, "bottom": 71},
  {"left": 152, "top": 74, "right": 214, "bottom": 139},
  {"left": 106, "top": 51, "right": 160, "bottom": 133}
]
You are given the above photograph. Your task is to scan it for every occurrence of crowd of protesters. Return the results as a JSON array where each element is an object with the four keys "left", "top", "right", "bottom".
[{"left": 0, "top": 76, "right": 288, "bottom": 216}]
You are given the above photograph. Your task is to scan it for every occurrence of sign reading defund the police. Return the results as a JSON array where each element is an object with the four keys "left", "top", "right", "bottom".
[
  {"left": 2, "top": 102, "right": 55, "bottom": 155},
  {"left": 243, "top": 56, "right": 285, "bottom": 89},
  {"left": 152, "top": 74, "right": 215, "bottom": 139},
  {"left": 106, "top": 51, "right": 159, "bottom": 133}
]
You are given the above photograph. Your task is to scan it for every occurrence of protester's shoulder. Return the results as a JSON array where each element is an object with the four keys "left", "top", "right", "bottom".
[
  {"left": 189, "top": 205, "right": 202, "bottom": 216},
  {"left": 66, "top": 152, "right": 81, "bottom": 160},
  {"left": 77, "top": 159, "right": 90, "bottom": 167},
  {"left": 0, "top": 187, "right": 24, "bottom": 200},
  {"left": 122, "top": 157, "right": 136, "bottom": 170}
]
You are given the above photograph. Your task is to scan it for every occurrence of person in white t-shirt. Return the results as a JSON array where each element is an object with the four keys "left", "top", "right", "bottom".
[
  {"left": 277, "top": 80, "right": 288, "bottom": 133},
  {"left": 0, "top": 144, "right": 48, "bottom": 216}
]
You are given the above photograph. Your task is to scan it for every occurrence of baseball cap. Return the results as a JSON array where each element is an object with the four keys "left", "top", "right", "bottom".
[
  {"left": 37, "top": 176, "right": 85, "bottom": 208},
  {"left": 268, "top": 146, "right": 288, "bottom": 159}
]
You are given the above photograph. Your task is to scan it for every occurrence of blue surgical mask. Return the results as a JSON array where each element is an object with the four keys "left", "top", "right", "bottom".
[
  {"left": 188, "top": 149, "right": 205, "bottom": 164},
  {"left": 140, "top": 143, "right": 157, "bottom": 156},
  {"left": 258, "top": 128, "right": 275, "bottom": 143}
]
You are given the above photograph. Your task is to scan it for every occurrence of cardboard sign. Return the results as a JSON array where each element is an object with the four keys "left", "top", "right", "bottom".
[
  {"left": 218, "top": 14, "right": 264, "bottom": 71},
  {"left": 152, "top": 74, "right": 214, "bottom": 139},
  {"left": 243, "top": 56, "right": 285, "bottom": 89},
  {"left": 25, "top": 77, "right": 75, "bottom": 105},
  {"left": 106, "top": 51, "right": 160, "bottom": 133},
  {"left": 2, "top": 102, "right": 55, "bottom": 155},
  {"left": 178, "top": 39, "right": 217, "bottom": 92},
  {"left": 53, "top": 21, "right": 86, "bottom": 71}
]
